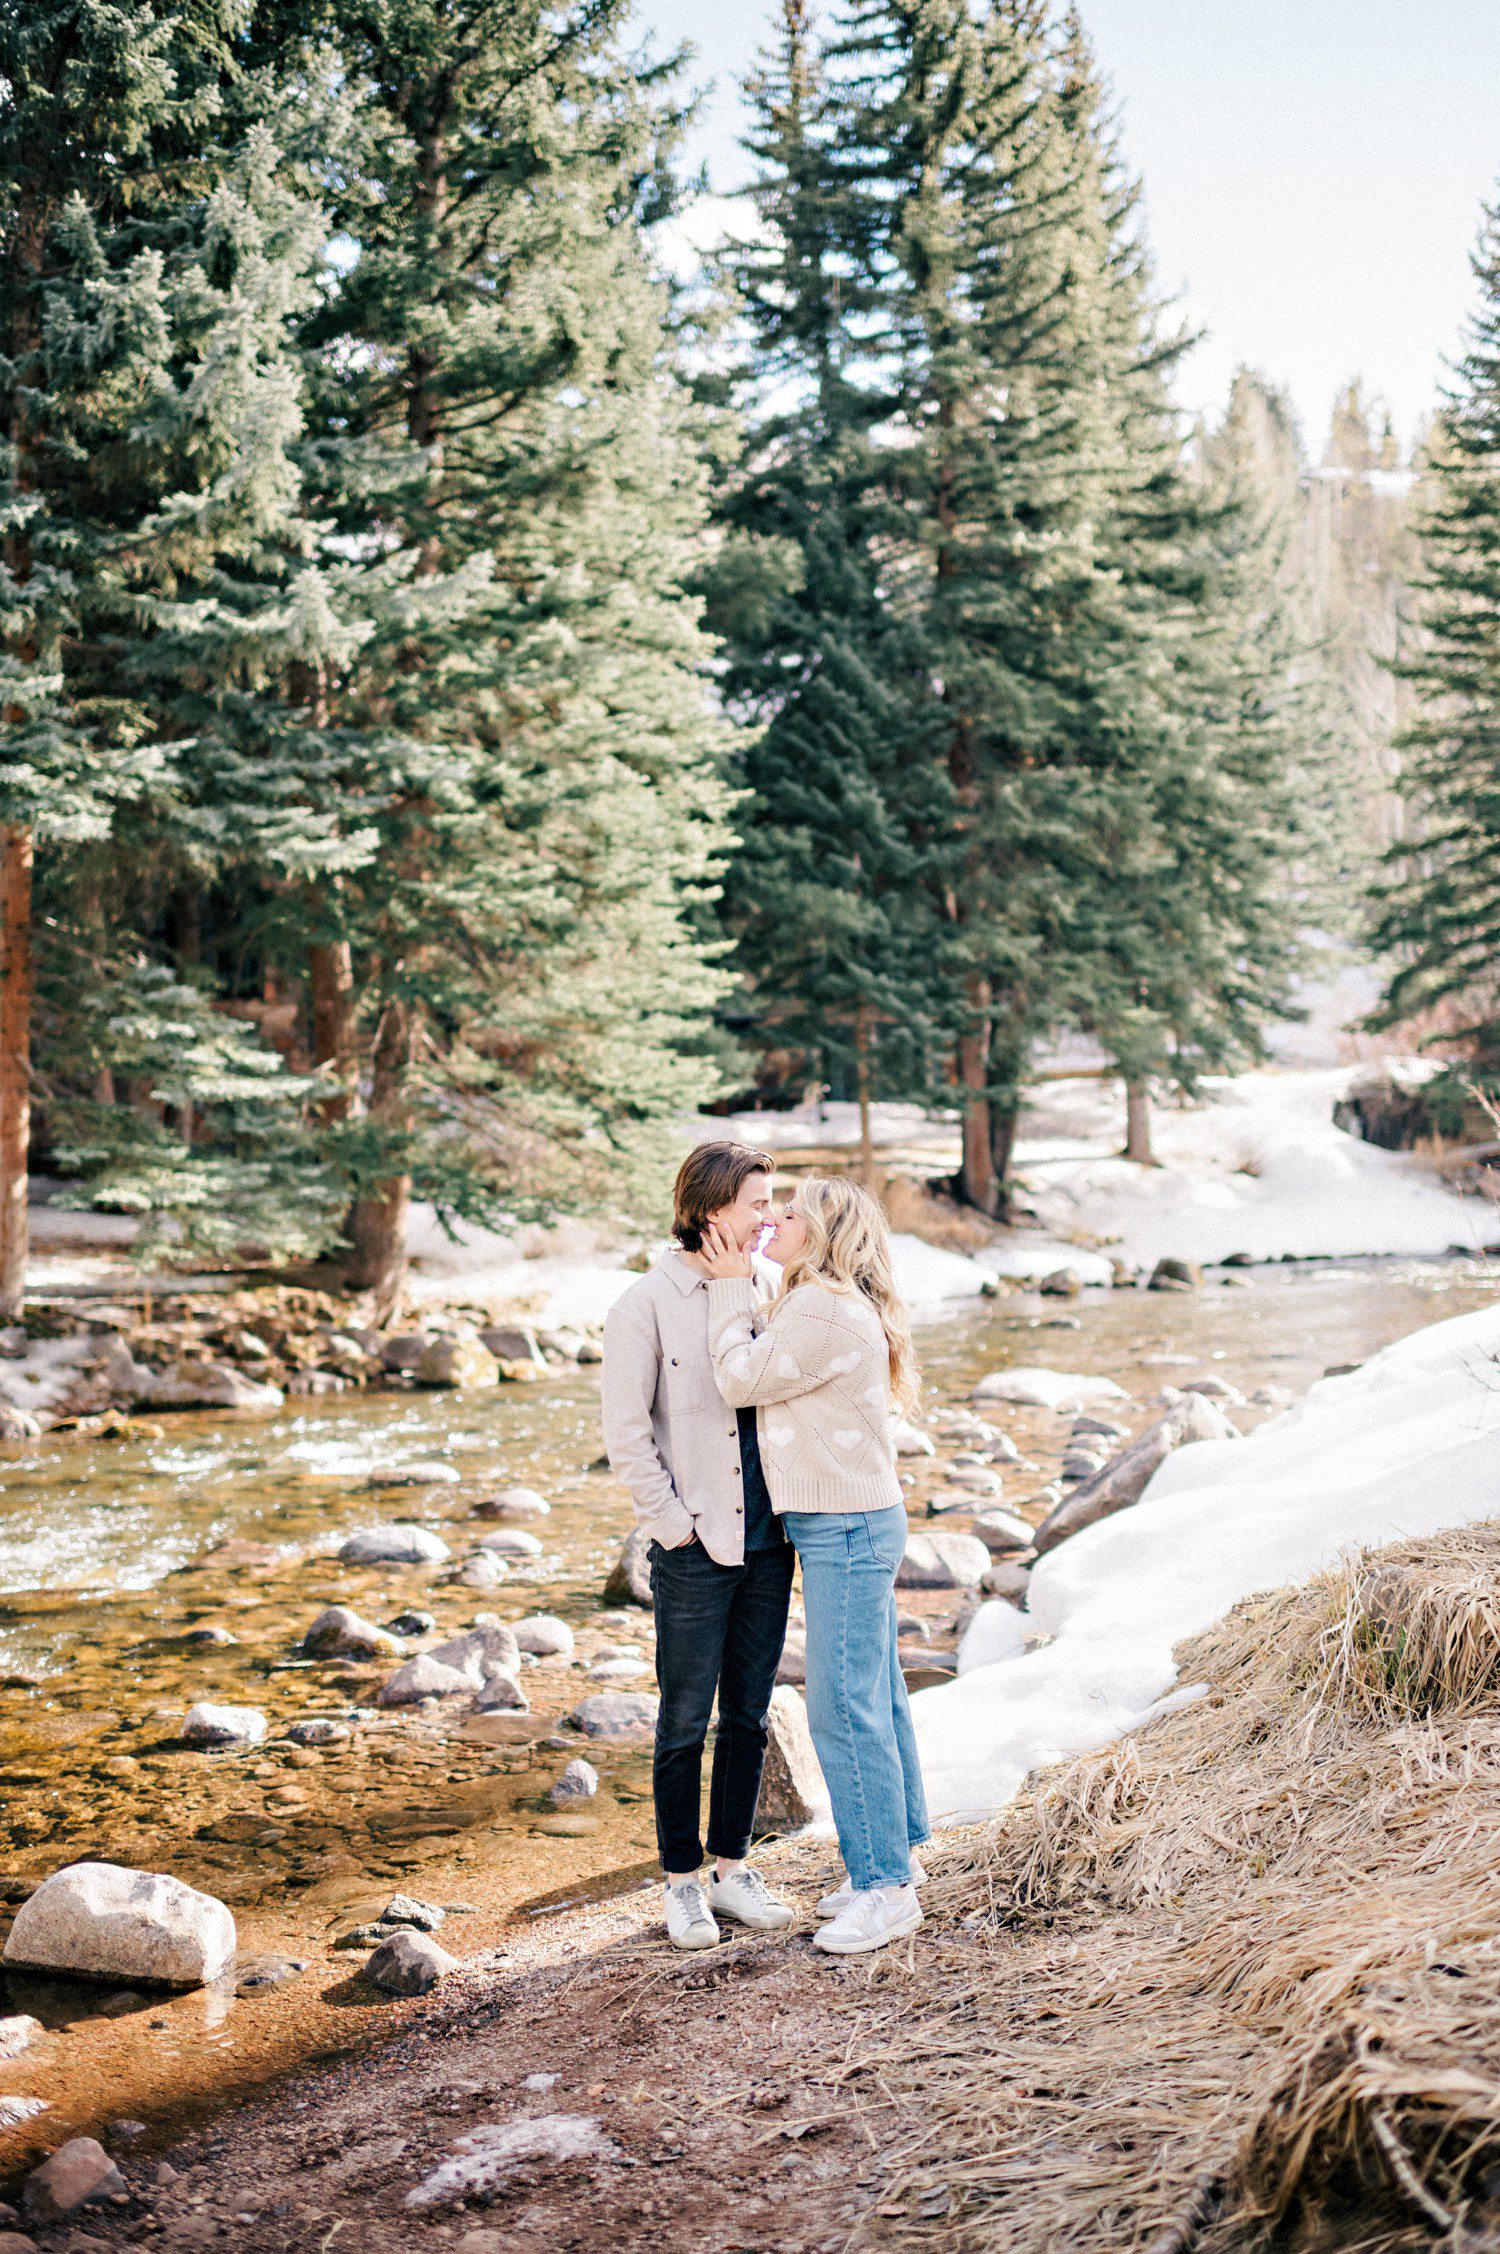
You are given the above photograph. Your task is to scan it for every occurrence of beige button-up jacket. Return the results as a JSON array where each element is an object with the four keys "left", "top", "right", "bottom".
[{"left": 601, "top": 1249, "right": 753, "bottom": 1566}]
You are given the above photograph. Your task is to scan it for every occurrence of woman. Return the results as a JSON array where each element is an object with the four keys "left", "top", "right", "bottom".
[{"left": 701, "top": 1175, "right": 930, "bottom": 1955}]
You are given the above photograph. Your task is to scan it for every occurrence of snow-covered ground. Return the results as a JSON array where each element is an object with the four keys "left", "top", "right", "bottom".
[{"left": 913, "top": 1296, "right": 1500, "bottom": 1822}]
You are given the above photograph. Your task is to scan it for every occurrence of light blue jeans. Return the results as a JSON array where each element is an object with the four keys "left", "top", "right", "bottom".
[{"left": 781, "top": 1504, "right": 930, "bottom": 1891}]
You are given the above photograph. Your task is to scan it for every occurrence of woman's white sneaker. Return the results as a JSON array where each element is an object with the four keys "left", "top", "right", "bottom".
[
  {"left": 812, "top": 1883, "right": 922, "bottom": 1955},
  {"left": 664, "top": 1876, "right": 720, "bottom": 1950},
  {"left": 817, "top": 1854, "right": 927, "bottom": 1920},
  {"left": 707, "top": 1865, "right": 793, "bottom": 1931}
]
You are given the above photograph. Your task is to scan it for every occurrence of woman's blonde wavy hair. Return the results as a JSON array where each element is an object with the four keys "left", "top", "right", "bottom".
[{"left": 774, "top": 1175, "right": 919, "bottom": 1416}]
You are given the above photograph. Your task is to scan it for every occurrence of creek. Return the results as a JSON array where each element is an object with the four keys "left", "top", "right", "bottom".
[{"left": 0, "top": 1253, "right": 1495, "bottom": 2163}]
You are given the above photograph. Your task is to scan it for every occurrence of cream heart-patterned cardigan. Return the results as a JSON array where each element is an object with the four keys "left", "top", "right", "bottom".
[{"left": 706, "top": 1276, "right": 904, "bottom": 1516}]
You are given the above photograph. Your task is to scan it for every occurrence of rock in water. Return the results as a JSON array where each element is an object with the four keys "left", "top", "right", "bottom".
[
  {"left": 513, "top": 1615, "right": 574, "bottom": 1658},
  {"left": 148, "top": 1360, "right": 284, "bottom": 1412},
  {"left": 602, "top": 1526, "right": 653, "bottom": 1607},
  {"left": 366, "top": 1929, "right": 458, "bottom": 1995},
  {"left": 1148, "top": 1256, "right": 1201, "bottom": 1292},
  {"left": 431, "top": 1623, "right": 521, "bottom": 1679},
  {"left": 896, "top": 1531, "right": 991, "bottom": 1590},
  {"left": 366, "top": 1461, "right": 460, "bottom": 1489},
  {"left": 4, "top": 1864, "right": 235, "bottom": 1988},
  {"left": 285, "top": 1717, "right": 351, "bottom": 1746},
  {"left": 339, "top": 1523, "right": 451, "bottom": 1566},
  {"left": 0, "top": 2015, "right": 41, "bottom": 2060},
  {"left": 971, "top": 1367, "right": 1128, "bottom": 1411},
  {"left": 476, "top": 1526, "right": 544, "bottom": 1559},
  {"left": 472, "top": 1672, "right": 528, "bottom": 1713},
  {"left": 181, "top": 1702, "right": 266, "bottom": 1748},
  {"left": 1038, "top": 1267, "right": 1081, "bottom": 1297},
  {"left": 23, "top": 2139, "right": 125, "bottom": 2224},
  {"left": 416, "top": 1335, "right": 499, "bottom": 1390},
  {"left": 449, "top": 1551, "right": 508, "bottom": 1590},
  {"left": 945, "top": 1463, "right": 1003, "bottom": 1496},
  {"left": 478, "top": 1324, "right": 545, "bottom": 1366},
  {"left": 0, "top": 1403, "right": 41, "bottom": 1440},
  {"left": 550, "top": 1758, "right": 598, "bottom": 1805},
  {"left": 300, "top": 1606, "right": 402, "bottom": 1661},
  {"left": 568, "top": 1692, "right": 658, "bottom": 1739},
  {"left": 376, "top": 1655, "right": 474, "bottom": 1707},
  {"left": 755, "top": 1688, "right": 828, "bottom": 1829},
  {"left": 474, "top": 1485, "right": 551, "bottom": 1521},
  {"left": 1032, "top": 1391, "right": 1241, "bottom": 1555}
]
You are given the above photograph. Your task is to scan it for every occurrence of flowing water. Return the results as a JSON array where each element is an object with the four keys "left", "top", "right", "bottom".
[{"left": 0, "top": 1255, "right": 1495, "bottom": 2162}]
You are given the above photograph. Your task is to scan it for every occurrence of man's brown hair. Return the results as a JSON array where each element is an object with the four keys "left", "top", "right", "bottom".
[{"left": 672, "top": 1141, "right": 776, "bottom": 1253}]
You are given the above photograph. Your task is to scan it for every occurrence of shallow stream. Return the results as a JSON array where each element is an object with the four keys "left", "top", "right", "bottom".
[{"left": 0, "top": 1255, "right": 1495, "bottom": 2165}]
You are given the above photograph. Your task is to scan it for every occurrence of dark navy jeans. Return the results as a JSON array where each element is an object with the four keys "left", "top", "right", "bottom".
[{"left": 649, "top": 1536, "right": 795, "bottom": 1873}]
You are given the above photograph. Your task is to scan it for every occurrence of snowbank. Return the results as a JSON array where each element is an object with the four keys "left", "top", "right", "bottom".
[
  {"left": 403, "top": 1206, "right": 638, "bottom": 1330},
  {"left": 912, "top": 1295, "right": 1500, "bottom": 1822},
  {"left": 1016, "top": 1067, "right": 1487, "bottom": 1269}
]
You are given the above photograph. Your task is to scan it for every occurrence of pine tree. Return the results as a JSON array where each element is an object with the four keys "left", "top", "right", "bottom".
[{"left": 1374, "top": 199, "right": 1500, "bottom": 1061}]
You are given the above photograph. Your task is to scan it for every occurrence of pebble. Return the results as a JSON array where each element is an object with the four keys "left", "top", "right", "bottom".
[
  {"left": 550, "top": 1758, "right": 599, "bottom": 1805},
  {"left": 181, "top": 1702, "right": 266, "bottom": 1748},
  {"left": 22, "top": 2139, "right": 125, "bottom": 2224},
  {"left": 366, "top": 1929, "right": 458, "bottom": 1995},
  {"left": 474, "top": 1485, "right": 551, "bottom": 1521},
  {"left": 513, "top": 1615, "right": 574, "bottom": 1659},
  {"left": 339, "top": 1523, "right": 451, "bottom": 1566},
  {"left": 476, "top": 1526, "right": 544, "bottom": 1559},
  {"left": 365, "top": 1461, "right": 460, "bottom": 1488},
  {"left": 285, "top": 1718, "right": 351, "bottom": 1746},
  {"left": 301, "top": 1606, "right": 402, "bottom": 1660}
]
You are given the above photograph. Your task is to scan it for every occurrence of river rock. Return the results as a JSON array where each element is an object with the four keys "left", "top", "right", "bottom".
[
  {"left": 4, "top": 1864, "right": 235, "bottom": 1988},
  {"left": 1033, "top": 1391, "right": 1242, "bottom": 1555},
  {"left": 0, "top": 1403, "right": 41, "bottom": 1440},
  {"left": 897, "top": 1531, "right": 991, "bottom": 1590},
  {"left": 1148, "top": 1256, "right": 1201, "bottom": 1292},
  {"left": 23, "top": 2139, "right": 125, "bottom": 2225},
  {"left": 377, "top": 1654, "right": 475, "bottom": 1706},
  {"left": 957, "top": 1600, "right": 1028, "bottom": 1675},
  {"left": 366, "top": 1461, "right": 460, "bottom": 1489},
  {"left": 587, "top": 1656, "right": 651, "bottom": 1683},
  {"left": 378, "top": 1334, "right": 428, "bottom": 1373},
  {"left": 472, "top": 1671, "right": 528, "bottom": 1713},
  {"left": 945, "top": 1462, "right": 1003, "bottom": 1496},
  {"left": 1060, "top": 1449, "right": 1108, "bottom": 1481},
  {"left": 891, "top": 1419, "right": 936, "bottom": 1458},
  {"left": 417, "top": 1334, "right": 499, "bottom": 1390},
  {"left": 551, "top": 1758, "right": 598, "bottom": 1805},
  {"left": 0, "top": 2016, "right": 41, "bottom": 2060},
  {"left": 366, "top": 1929, "right": 458, "bottom": 1995},
  {"left": 181, "top": 1702, "right": 266, "bottom": 1748},
  {"left": 476, "top": 1526, "right": 544, "bottom": 1560},
  {"left": 181, "top": 1622, "right": 236, "bottom": 1647},
  {"left": 1183, "top": 1374, "right": 1246, "bottom": 1405},
  {"left": 386, "top": 1608, "right": 436, "bottom": 1635},
  {"left": 479, "top": 1325, "right": 545, "bottom": 1366},
  {"left": 569, "top": 1692, "right": 658, "bottom": 1738},
  {"left": 755, "top": 1687, "right": 827, "bottom": 1829},
  {"left": 1038, "top": 1267, "right": 1081, "bottom": 1297},
  {"left": 513, "top": 1614, "right": 574, "bottom": 1658},
  {"left": 474, "top": 1485, "right": 551, "bottom": 1522},
  {"left": 603, "top": 1526, "right": 653, "bottom": 1607},
  {"left": 381, "top": 1894, "right": 447, "bottom": 1931},
  {"left": 971, "top": 1367, "right": 1129, "bottom": 1412},
  {"left": 450, "top": 1551, "right": 509, "bottom": 1590},
  {"left": 339, "top": 1523, "right": 451, "bottom": 1567},
  {"left": 1071, "top": 1414, "right": 1128, "bottom": 1440},
  {"left": 432, "top": 1623, "right": 521, "bottom": 1679},
  {"left": 981, "top": 1558, "right": 1033, "bottom": 1600},
  {"left": 149, "top": 1359, "right": 284, "bottom": 1411},
  {"left": 301, "top": 1606, "right": 402, "bottom": 1660},
  {"left": 285, "top": 1717, "right": 351, "bottom": 1746},
  {"left": 970, "top": 1509, "right": 1036, "bottom": 1555},
  {"left": 776, "top": 1627, "right": 807, "bottom": 1684}
]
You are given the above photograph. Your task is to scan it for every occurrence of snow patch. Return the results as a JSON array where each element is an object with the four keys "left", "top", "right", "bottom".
[
  {"left": 405, "top": 2115, "right": 621, "bottom": 2208},
  {"left": 912, "top": 1296, "right": 1500, "bottom": 1822}
]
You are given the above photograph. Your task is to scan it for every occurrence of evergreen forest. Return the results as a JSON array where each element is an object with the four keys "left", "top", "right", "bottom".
[{"left": 0, "top": 0, "right": 1462, "bottom": 1317}]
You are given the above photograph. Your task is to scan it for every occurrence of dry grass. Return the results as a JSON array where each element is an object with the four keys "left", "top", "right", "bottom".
[{"left": 821, "top": 1524, "right": 1500, "bottom": 2253}]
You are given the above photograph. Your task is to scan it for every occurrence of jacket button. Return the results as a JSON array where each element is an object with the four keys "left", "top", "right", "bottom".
[{"left": 732, "top": 1465, "right": 741, "bottom": 1476}]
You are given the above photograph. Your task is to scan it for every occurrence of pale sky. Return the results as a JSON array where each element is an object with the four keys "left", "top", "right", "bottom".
[{"left": 636, "top": 0, "right": 1500, "bottom": 455}]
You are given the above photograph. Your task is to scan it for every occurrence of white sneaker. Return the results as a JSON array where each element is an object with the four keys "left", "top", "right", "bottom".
[
  {"left": 817, "top": 1854, "right": 927, "bottom": 1920},
  {"left": 707, "top": 1865, "right": 793, "bottom": 1931},
  {"left": 664, "top": 1876, "right": 720, "bottom": 1950},
  {"left": 812, "top": 1883, "right": 922, "bottom": 1956}
]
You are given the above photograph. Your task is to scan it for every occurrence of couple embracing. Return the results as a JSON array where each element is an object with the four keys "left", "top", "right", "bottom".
[{"left": 602, "top": 1143, "right": 929, "bottom": 1958}]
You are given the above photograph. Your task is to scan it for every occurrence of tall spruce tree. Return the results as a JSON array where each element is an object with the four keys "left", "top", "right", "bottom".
[{"left": 1374, "top": 197, "right": 1500, "bottom": 1060}]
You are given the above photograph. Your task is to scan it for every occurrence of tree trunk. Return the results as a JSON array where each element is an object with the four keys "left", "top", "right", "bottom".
[
  {"left": 1125, "top": 1077, "right": 1155, "bottom": 1166},
  {"left": 0, "top": 825, "right": 34, "bottom": 1321},
  {"left": 955, "top": 976, "right": 999, "bottom": 1215},
  {"left": 854, "top": 999, "right": 876, "bottom": 1192},
  {"left": 308, "top": 938, "right": 357, "bottom": 1125},
  {"left": 990, "top": 1099, "right": 1021, "bottom": 1219},
  {"left": 343, "top": 997, "right": 412, "bottom": 1317}
]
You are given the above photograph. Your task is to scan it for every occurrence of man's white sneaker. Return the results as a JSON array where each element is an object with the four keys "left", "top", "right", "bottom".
[
  {"left": 707, "top": 1865, "right": 794, "bottom": 1931},
  {"left": 817, "top": 1854, "right": 927, "bottom": 1920},
  {"left": 812, "top": 1883, "right": 922, "bottom": 1956},
  {"left": 664, "top": 1876, "right": 720, "bottom": 1950}
]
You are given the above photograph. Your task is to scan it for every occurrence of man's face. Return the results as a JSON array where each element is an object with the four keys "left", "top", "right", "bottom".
[{"left": 709, "top": 1170, "right": 775, "bottom": 1252}]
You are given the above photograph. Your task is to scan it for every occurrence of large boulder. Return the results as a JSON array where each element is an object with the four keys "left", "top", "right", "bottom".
[
  {"left": 1033, "top": 1392, "right": 1241, "bottom": 1555},
  {"left": 366, "top": 1929, "right": 458, "bottom": 1996},
  {"left": 301, "top": 1606, "right": 402, "bottom": 1661},
  {"left": 603, "top": 1526, "right": 653, "bottom": 1608},
  {"left": 896, "top": 1530, "right": 991, "bottom": 1591},
  {"left": 416, "top": 1334, "right": 499, "bottom": 1390},
  {"left": 755, "top": 1687, "right": 828, "bottom": 1830},
  {"left": 23, "top": 2138, "right": 126, "bottom": 2225},
  {"left": 971, "top": 1367, "right": 1128, "bottom": 1412},
  {"left": 4, "top": 1863, "right": 235, "bottom": 1988},
  {"left": 569, "top": 1692, "right": 658, "bottom": 1738},
  {"left": 148, "top": 1360, "right": 284, "bottom": 1412},
  {"left": 339, "top": 1523, "right": 450, "bottom": 1567}
]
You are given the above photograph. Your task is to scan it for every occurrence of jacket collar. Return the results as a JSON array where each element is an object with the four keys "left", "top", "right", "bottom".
[{"left": 659, "top": 1247, "right": 707, "bottom": 1295}]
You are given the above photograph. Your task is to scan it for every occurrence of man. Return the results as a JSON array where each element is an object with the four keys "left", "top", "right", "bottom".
[{"left": 602, "top": 1141, "right": 796, "bottom": 1949}]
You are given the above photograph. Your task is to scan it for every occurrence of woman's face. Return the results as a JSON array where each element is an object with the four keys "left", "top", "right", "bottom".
[{"left": 762, "top": 1198, "right": 808, "bottom": 1268}]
